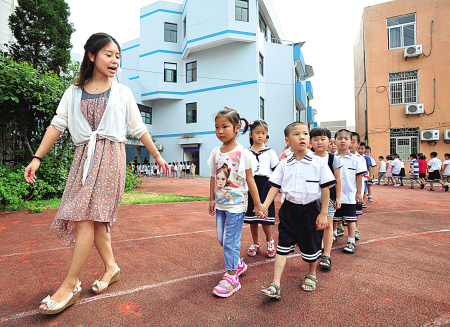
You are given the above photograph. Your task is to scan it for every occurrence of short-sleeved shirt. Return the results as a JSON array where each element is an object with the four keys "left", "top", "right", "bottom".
[
  {"left": 418, "top": 159, "right": 427, "bottom": 174},
  {"left": 208, "top": 144, "right": 258, "bottom": 213},
  {"left": 268, "top": 150, "right": 336, "bottom": 205},
  {"left": 315, "top": 153, "right": 342, "bottom": 171},
  {"left": 428, "top": 157, "right": 442, "bottom": 172},
  {"left": 335, "top": 151, "right": 366, "bottom": 204},
  {"left": 409, "top": 159, "right": 419, "bottom": 175},
  {"left": 443, "top": 160, "right": 450, "bottom": 175},
  {"left": 370, "top": 157, "right": 377, "bottom": 168},
  {"left": 248, "top": 147, "right": 279, "bottom": 178},
  {"left": 379, "top": 161, "right": 387, "bottom": 172},
  {"left": 392, "top": 158, "right": 402, "bottom": 175}
]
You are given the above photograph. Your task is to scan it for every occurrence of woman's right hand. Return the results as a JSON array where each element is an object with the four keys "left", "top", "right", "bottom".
[{"left": 24, "top": 159, "right": 41, "bottom": 183}]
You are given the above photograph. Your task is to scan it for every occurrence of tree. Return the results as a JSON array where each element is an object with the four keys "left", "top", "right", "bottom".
[
  {"left": 7, "top": 0, "right": 75, "bottom": 74},
  {"left": 0, "top": 55, "right": 68, "bottom": 159}
]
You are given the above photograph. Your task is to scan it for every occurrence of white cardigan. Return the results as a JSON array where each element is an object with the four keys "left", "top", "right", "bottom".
[{"left": 51, "top": 81, "right": 148, "bottom": 185}]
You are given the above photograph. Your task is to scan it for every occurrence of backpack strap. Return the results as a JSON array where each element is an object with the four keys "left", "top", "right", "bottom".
[{"left": 327, "top": 153, "right": 337, "bottom": 201}]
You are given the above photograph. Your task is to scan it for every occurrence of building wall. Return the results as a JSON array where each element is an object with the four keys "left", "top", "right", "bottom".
[
  {"left": 121, "top": 0, "right": 313, "bottom": 175},
  {"left": 0, "top": 0, "right": 14, "bottom": 50},
  {"left": 355, "top": 0, "right": 450, "bottom": 168}
]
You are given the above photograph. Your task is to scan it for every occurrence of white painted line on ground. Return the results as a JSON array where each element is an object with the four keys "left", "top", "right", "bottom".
[{"left": 1, "top": 229, "right": 449, "bottom": 323}]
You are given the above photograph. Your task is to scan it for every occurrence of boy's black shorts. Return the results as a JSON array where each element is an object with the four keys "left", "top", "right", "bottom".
[
  {"left": 333, "top": 203, "right": 357, "bottom": 222},
  {"left": 277, "top": 200, "right": 323, "bottom": 262},
  {"left": 356, "top": 202, "right": 363, "bottom": 216}
]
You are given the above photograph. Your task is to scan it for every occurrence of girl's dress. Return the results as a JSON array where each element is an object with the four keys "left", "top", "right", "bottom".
[
  {"left": 244, "top": 147, "right": 279, "bottom": 225},
  {"left": 386, "top": 160, "right": 393, "bottom": 178},
  {"left": 49, "top": 83, "right": 146, "bottom": 246}
]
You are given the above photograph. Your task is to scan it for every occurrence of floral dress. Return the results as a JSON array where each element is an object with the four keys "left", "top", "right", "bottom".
[{"left": 51, "top": 88, "right": 126, "bottom": 246}]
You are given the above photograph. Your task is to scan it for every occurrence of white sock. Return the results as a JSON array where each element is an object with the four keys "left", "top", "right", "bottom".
[
  {"left": 333, "top": 230, "right": 338, "bottom": 236},
  {"left": 348, "top": 237, "right": 356, "bottom": 243},
  {"left": 226, "top": 272, "right": 237, "bottom": 281}
]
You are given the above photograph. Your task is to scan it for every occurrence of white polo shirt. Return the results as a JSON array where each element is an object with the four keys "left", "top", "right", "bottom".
[
  {"left": 428, "top": 157, "right": 442, "bottom": 172},
  {"left": 335, "top": 151, "right": 366, "bottom": 204},
  {"left": 268, "top": 150, "right": 336, "bottom": 205},
  {"left": 392, "top": 158, "right": 402, "bottom": 175}
]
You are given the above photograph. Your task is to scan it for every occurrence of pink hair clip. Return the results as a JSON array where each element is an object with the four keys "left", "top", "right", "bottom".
[
  {"left": 249, "top": 121, "right": 254, "bottom": 126},
  {"left": 266, "top": 123, "right": 269, "bottom": 126},
  {"left": 224, "top": 106, "right": 229, "bottom": 109}
]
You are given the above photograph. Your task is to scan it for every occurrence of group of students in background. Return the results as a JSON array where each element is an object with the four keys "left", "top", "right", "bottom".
[
  {"left": 377, "top": 152, "right": 449, "bottom": 192},
  {"left": 130, "top": 161, "right": 196, "bottom": 179}
]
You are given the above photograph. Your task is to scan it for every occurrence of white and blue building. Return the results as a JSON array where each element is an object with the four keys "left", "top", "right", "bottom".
[{"left": 121, "top": 0, "right": 316, "bottom": 176}]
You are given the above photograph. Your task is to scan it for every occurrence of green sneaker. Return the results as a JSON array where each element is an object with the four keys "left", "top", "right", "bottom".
[
  {"left": 343, "top": 242, "right": 356, "bottom": 254},
  {"left": 337, "top": 225, "right": 344, "bottom": 237},
  {"left": 355, "top": 230, "right": 360, "bottom": 241}
]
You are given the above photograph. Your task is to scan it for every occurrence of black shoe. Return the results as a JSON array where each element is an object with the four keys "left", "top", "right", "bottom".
[{"left": 445, "top": 185, "right": 449, "bottom": 192}]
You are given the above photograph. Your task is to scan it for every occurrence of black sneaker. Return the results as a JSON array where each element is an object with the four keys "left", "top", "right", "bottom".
[
  {"left": 420, "top": 183, "right": 425, "bottom": 189},
  {"left": 445, "top": 185, "right": 449, "bottom": 192},
  {"left": 343, "top": 242, "right": 356, "bottom": 254}
]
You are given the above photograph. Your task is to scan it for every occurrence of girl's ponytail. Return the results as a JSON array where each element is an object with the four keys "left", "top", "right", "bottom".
[{"left": 240, "top": 117, "right": 249, "bottom": 135}]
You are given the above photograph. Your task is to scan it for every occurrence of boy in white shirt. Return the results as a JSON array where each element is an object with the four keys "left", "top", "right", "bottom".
[
  {"left": 391, "top": 153, "right": 402, "bottom": 187},
  {"left": 260, "top": 122, "right": 336, "bottom": 297},
  {"left": 333, "top": 129, "right": 365, "bottom": 253},
  {"left": 427, "top": 152, "right": 449, "bottom": 192},
  {"left": 377, "top": 156, "right": 387, "bottom": 185},
  {"left": 442, "top": 153, "right": 450, "bottom": 184}
]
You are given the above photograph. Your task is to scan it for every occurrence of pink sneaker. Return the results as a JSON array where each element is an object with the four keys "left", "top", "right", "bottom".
[
  {"left": 237, "top": 258, "right": 247, "bottom": 277},
  {"left": 213, "top": 275, "right": 241, "bottom": 298}
]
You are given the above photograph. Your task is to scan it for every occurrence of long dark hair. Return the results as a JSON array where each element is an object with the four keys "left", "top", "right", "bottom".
[
  {"left": 74, "top": 33, "right": 121, "bottom": 86},
  {"left": 249, "top": 119, "right": 268, "bottom": 146}
]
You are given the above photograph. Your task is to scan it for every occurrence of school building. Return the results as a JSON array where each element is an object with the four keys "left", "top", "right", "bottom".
[
  {"left": 120, "top": 0, "right": 316, "bottom": 175},
  {"left": 354, "top": 0, "right": 450, "bottom": 166}
]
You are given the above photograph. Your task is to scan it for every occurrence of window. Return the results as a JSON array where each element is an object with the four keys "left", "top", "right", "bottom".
[
  {"left": 295, "top": 106, "right": 300, "bottom": 122},
  {"left": 260, "top": 97, "right": 264, "bottom": 120},
  {"left": 186, "top": 102, "right": 197, "bottom": 123},
  {"left": 387, "top": 13, "right": 416, "bottom": 49},
  {"left": 259, "top": 53, "right": 264, "bottom": 76},
  {"left": 390, "top": 128, "right": 419, "bottom": 161},
  {"left": 186, "top": 61, "right": 197, "bottom": 83},
  {"left": 183, "top": 16, "right": 186, "bottom": 38},
  {"left": 259, "top": 13, "right": 267, "bottom": 38},
  {"left": 389, "top": 70, "right": 418, "bottom": 105},
  {"left": 164, "top": 63, "right": 177, "bottom": 83},
  {"left": 164, "top": 23, "right": 177, "bottom": 43},
  {"left": 235, "top": 0, "right": 248, "bottom": 22},
  {"left": 139, "top": 104, "right": 152, "bottom": 125}
]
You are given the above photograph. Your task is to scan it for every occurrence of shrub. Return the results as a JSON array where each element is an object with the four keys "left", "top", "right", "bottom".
[{"left": 125, "top": 163, "right": 142, "bottom": 192}]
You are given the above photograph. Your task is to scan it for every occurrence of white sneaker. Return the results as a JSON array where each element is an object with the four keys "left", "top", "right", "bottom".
[{"left": 394, "top": 184, "right": 400, "bottom": 187}]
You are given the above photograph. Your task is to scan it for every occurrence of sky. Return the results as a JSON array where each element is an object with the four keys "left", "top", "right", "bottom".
[{"left": 65, "top": 0, "right": 392, "bottom": 126}]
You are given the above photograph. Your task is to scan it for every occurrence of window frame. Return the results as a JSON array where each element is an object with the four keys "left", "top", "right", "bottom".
[
  {"left": 139, "top": 104, "right": 152, "bottom": 125},
  {"left": 235, "top": 0, "right": 249, "bottom": 22},
  {"left": 386, "top": 13, "right": 416, "bottom": 49},
  {"left": 183, "top": 16, "right": 186, "bottom": 38},
  {"left": 259, "top": 53, "right": 264, "bottom": 76},
  {"left": 164, "top": 22, "right": 177, "bottom": 43},
  {"left": 388, "top": 70, "right": 418, "bottom": 105},
  {"left": 164, "top": 62, "right": 177, "bottom": 83},
  {"left": 260, "top": 97, "right": 265, "bottom": 120},
  {"left": 186, "top": 102, "right": 197, "bottom": 124},
  {"left": 186, "top": 61, "right": 197, "bottom": 83},
  {"left": 390, "top": 127, "right": 419, "bottom": 161},
  {"left": 259, "top": 13, "right": 267, "bottom": 38}
]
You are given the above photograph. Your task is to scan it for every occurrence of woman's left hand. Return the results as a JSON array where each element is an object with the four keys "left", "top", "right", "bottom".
[{"left": 155, "top": 155, "right": 169, "bottom": 175}]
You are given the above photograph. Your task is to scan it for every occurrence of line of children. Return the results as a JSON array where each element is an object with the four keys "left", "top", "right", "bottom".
[
  {"left": 427, "top": 152, "right": 449, "bottom": 192},
  {"left": 409, "top": 154, "right": 420, "bottom": 188}
]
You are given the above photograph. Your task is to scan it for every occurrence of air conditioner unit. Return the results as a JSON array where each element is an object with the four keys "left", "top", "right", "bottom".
[
  {"left": 405, "top": 103, "right": 424, "bottom": 115},
  {"left": 156, "top": 144, "right": 164, "bottom": 151},
  {"left": 404, "top": 44, "right": 422, "bottom": 58},
  {"left": 420, "top": 130, "right": 439, "bottom": 141},
  {"left": 444, "top": 129, "right": 450, "bottom": 141}
]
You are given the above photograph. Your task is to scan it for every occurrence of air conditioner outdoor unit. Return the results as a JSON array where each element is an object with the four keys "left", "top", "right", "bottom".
[
  {"left": 420, "top": 130, "right": 439, "bottom": 141},
  {"left": 156, "top": 144, "right": 164, "bottom": 151},
  {"left": 404, "top": 44, "right": 422, "bottom": 58},
  {"left": 405, "top": 103, "right": 424, "bottom": 115},
  {"left": 444, "top": 129, "right": 450, "bottom": 141}
]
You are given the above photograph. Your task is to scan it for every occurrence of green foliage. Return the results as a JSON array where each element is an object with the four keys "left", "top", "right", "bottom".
[
  {"left": 0, "top": 56, "right": 67, "bottom": 160},
  {"left": 125, "top": 164, "right": 142, "bottom": 192},
  {"left": 6, "top": 0, "right": 75, "bottom": 74},
  {"left": 0, "top": 163, "right": 55, "bottom": 212}
]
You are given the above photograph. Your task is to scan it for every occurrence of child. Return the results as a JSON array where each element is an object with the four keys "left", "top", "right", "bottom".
[
  {"left": 310, "top": 127, "right": 342, "bottom": 270},
  {"left": 364, "top": 145, "right": 376, "bottom": 202},
  {"left": 409, "top": 154, "right": 420, "bottom": 188},
  {"left": 427, "top": 152, "right": 449, "bottom": 192},
  {"left": 399, "top": 159, "right": 406, "bottom": 186},
  {"left": 244, "top": 120, "right": 279, "bottom": 258},
  {"left": 186, "top": 161, "right": 191, "bottom": 178},
  {"left": 386, "top": 155, "right": 394, "bottom": 186},
  {"left": 191, "top": 162, "right": 196, "bottom": 178},
  {"left": 391, "top": 153, "right": 402, "bottom": 187},
  {"left": 260, "top": 122, "right": 336, "bottom": 297},
  {"left": 173, "top": 161, "right": 178, "bottom": 178},
  {"left": 333, "top": 129, "right": 365, "bottom": 254},
  {"left": 350, "top": 133, "right": 367, "bottom": 240},
  {"left": 377, "top": 156, "right": 386, "bottom": 185},
  {"left": 328, "top": 137, "right": 338, "bottom": 154},
  {"left": 418, "top": 153, "right": 427, "bottom": 188},
  {"left": 208, "top": 107, "right": 266, "bottom": 298},
  {"left": 24, "top": 33, "right": 169, "bottom": 314},
  {"left": 442, "top": 153, "right": 450, "bottom": 184}
]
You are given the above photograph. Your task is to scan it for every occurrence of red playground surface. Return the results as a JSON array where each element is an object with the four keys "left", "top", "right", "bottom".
[{"left": 0, "top": 177, "right": 449, "bottom": 326}]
